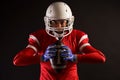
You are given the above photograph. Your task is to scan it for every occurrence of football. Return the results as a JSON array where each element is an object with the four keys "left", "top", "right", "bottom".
[{"left": 50, "top": 40, "right": 67, "bottom": 73}]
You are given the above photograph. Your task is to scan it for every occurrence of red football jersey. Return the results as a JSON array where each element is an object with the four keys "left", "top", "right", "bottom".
[{"left": 13, "top": 29, "right": 106, "bottom": 80}]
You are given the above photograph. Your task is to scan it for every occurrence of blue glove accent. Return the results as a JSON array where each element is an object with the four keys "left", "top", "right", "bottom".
[
  {"left": 60, "top": 45, "right": 76, "bottom": 62},
  {"left": 42, "top": 43, "right": 76, "bottom": 62},
  {"left": 42, "top": 44, "right": 57, "bottom": 61}
]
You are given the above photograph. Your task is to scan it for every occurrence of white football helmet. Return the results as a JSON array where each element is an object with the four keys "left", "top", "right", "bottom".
[{"left": 44, "top": 2, "right": 74, "bottom": 39}]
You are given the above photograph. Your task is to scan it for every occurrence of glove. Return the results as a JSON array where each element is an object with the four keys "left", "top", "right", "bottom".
[
  {"left": 42, "top": 44, "right": 57, "bottom": 61},
  {"left": 60, "top": 45, "right": 76, "bottom": 62}
]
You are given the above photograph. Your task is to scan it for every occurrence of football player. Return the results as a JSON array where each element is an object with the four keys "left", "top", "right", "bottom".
[{"left": 13, "top": 1, "right": 106, "bottom": 80}]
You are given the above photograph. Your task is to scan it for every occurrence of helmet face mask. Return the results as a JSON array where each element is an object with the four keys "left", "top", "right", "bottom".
[{"left": 44, "top": 2, "right": 74, "bottom": 39}]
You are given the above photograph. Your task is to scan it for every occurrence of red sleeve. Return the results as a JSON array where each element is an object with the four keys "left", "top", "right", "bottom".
[
  {"left": 13, "top": 33, "right": 41, "bottom": 66},
  {"left": 13, "top": 48, "right": 41, "bottom": 66},
  {"left": 76, "top": 46, "right": 106, "bottom": 63},
  {"left": 76, "top": 31, "right": 106, "bottom": 63}
]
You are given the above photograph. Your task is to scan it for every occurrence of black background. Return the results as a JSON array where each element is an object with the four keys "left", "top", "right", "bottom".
[{"left": 1, "top": 0, "right": 120, "bottom": 80}]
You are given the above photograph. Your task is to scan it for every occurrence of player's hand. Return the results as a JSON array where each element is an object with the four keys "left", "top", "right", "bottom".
[
  {"left": 60, "top": 45, "right": 76, "bottom": 62},
  {"left": 42, "top": 44, "right": 57, "bottom": 61}
]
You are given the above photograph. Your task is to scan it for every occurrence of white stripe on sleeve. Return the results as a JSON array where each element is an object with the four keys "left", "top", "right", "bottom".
[
  {"left": 79, "top": 43, "right": 91, "bottom": 52},
  {"left": 26, "top": 44, "right": 38, "bottom": 53},
  {"left": 79, "top": 34, "right": 88, "bottom": 45},
  {"left": 29, "top": 35, "right": 40, "bottom": 46}
]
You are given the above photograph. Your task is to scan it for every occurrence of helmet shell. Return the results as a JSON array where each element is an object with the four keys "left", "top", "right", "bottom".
[
  {"left": 44, "top": 2, "right": 74, "bottom": 38},
  {"left": 45, "top": 2, "right": 73, "bottom": 20}
]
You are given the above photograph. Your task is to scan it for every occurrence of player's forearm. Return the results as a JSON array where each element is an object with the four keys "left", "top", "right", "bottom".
[
  {"left": 13, "top": 48, "right": 41, "bottom": 66},
  {"left": 75, "top": 51, "right": 106, "bottom": 63}
]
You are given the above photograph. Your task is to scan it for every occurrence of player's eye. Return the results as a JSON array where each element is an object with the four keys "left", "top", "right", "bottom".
[{"left": 50, "top": 20, "right": 55, "bottom": 25}]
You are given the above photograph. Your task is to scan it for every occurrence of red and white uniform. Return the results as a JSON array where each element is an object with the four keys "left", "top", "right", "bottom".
[{"left": 13, "top": 29, "right": 106, "bottom": 80}]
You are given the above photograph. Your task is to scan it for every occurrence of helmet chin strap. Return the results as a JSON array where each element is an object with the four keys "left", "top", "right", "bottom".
[
  {"left": 53, "top": 27, "right": 72, "bottom": 40},
  {"left": 53, "top": 31, "right": 65, "bottom": 40}
]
